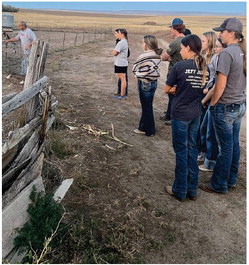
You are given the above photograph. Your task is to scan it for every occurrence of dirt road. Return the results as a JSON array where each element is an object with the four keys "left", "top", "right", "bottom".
[{"left": 43, "top": 33, "right": 246, "bottom": 263}]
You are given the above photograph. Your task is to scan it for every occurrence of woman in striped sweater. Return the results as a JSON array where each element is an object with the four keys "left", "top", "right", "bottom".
[{"left": 132, "top": 35, "right": 163, "bottom": 136}]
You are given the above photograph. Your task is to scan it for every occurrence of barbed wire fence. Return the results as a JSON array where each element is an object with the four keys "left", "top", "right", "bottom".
[{"left": 2, "top": 27, "right": 113, "bottom": 75}]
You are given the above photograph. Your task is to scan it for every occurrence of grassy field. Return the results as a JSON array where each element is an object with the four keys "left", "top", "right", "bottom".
[{"left": 10, "top": 9, "right": 246, "bottom": 36}]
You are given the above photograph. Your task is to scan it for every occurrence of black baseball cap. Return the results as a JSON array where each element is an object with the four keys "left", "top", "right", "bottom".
[{"left": 213, "top": 18, "right": 243, "bottom": 33}]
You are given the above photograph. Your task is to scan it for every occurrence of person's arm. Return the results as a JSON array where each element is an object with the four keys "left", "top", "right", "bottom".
[
  {"left": 164, "top": 85, "right": 176, "bottom": 94},
  {"left": 161, "top": 52, "right": 171, "bottom": 61},
  {"left": 113, "top": 40, "right": 123, "bottom": 56},
  {"left": 3, "top": 37, "right": 18, "bottom": 43},
  {"left": 210, "top": 73, "right": 227, "bottom": 106},
  {"left": 164, "top": 64, "right": 177, "bottom": 94},
  {"left": 202, "top": 86, "right": 215, "bottom": 106}
]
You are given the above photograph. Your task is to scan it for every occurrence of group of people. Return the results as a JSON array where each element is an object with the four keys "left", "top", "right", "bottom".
[{"left": 112, "top": 17, "right": 246, "bottom": 201}]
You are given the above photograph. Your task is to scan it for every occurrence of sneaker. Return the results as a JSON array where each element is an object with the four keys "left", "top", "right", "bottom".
[
  {"left": 199, "top": 164, "right": 213, "bottom": 172},
  {"left": 113, "top": 92, "right": 120, "bottom": 96},
  {"left": 113, "top": 95, "right": 127, "bottom": 100},
  {"left": 134, "top": 129, "right": 145, "bottom": 135}
]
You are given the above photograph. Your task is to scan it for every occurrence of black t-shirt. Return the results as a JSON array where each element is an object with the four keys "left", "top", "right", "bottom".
[{"left": 166, "top": 59, "right": 209, "bottom": 121}]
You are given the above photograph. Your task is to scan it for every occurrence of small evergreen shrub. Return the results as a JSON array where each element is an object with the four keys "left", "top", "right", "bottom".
[{"left": 14, "top": 187, "right": 64, "bottom": 263}]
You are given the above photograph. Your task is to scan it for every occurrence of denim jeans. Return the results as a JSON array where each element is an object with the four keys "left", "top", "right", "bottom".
[
  {"left": 138, "top": 80, "right": 157, "bottom": 136},
  {"left": 165, "top": 94, "right": 174, "bottom": 120},
  {"left": 20, "top": 54, "right": 30, "bottom": 76},
  {"left": 203, "top": 107, "right": 219, "bottom": 169},
  {"left": 197, "top": 106, "right": 208, "bottom": 154},
  {"left": 171, "top": 116, "right": 201, "bottom": 198},
  {"left": 117, "top": 71, "right": 128, "bottom": 96},
  {"left": 210, "top": 102, "right": 246, "bottom": 192}
]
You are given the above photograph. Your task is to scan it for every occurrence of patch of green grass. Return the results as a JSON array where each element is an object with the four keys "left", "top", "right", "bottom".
[
  {"left": 146, "top": 238, "right": 163, "bottom": 251},
  {"left": 154, "top": 208, "right": 167, "bottom": 217},
  {"left": 49, "top": 214, "right": 144, "bottom": 264},
  {"left": 49, "top": 132, "right": 74, "bottom": 159}
]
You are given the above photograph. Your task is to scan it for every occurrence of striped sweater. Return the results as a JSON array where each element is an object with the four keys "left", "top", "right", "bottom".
[{"left": 132, "top": 50, "right": 161, "bottom": 82}]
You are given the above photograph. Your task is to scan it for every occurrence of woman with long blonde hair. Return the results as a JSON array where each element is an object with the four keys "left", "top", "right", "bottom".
[{"left": 201, "top": 31, "right": 217, "bottom": 64}]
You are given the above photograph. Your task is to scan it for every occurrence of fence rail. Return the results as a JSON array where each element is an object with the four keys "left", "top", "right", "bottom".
[{"left": 2, "top": 39, "right": 57, "bottom": 261}]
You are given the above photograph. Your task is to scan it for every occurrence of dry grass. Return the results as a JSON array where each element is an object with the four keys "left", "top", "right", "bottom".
[{"left": 10, "top": 10, "right": 246, "bottom": 35}]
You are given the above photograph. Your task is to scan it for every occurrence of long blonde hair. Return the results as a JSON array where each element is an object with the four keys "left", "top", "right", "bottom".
[
  {"left": 144, "top": 35, "right": 163, "bottom": 55},
  {"left": 202, "top": 31, "right": 217, "bottom": 64}
]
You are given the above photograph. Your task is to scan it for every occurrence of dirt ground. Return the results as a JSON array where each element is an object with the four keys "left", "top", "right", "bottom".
[{"left": 2, "top": 32, "right": 246, "bottom": 264}]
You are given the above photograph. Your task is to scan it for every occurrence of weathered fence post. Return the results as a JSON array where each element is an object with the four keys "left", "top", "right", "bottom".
[
  {"left": 62, "top": 31, "right": 66, "bottom": 50},
  {"left": 74, "top": 33, "right": 78, "bottom": 46},
  {"left": 23, "top": 39, "right": 49, "bottom": 123},
  {"left": 82, "top": 33, "right": 84, "bottom": 45}
]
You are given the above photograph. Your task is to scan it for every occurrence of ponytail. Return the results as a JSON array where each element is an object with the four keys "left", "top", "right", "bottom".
[
  {"left": 238, "top": 34, "right": 246, "bottom": 76},
  {"left": 155, "top": 48, "right": 163, "bottom": 55},
  {"left": 230, "top": 31, "right": 246, "bottom": 76},
  {"left": 182, "top": 34, "right": 208, "bottom": 85},
  {"left": 194, "top": 53, "right": 208, "bottom": 85}
]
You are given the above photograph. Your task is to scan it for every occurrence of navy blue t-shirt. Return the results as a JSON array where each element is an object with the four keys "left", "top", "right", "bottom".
[{"left": 166, "top": 59, "right": 209, "bottom": 121}]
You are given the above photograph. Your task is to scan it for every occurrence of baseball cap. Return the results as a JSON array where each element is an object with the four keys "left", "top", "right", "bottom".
[
  {"left": 213, "top": 18, "right": 243, "bottom": 33},
  {"left": 169, "top": 18, "right": 183, "bottom": 27}
]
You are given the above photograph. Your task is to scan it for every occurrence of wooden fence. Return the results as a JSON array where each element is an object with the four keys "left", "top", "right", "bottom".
[{"left": 2, "top": 39, "right": 58, "bottom": 260}]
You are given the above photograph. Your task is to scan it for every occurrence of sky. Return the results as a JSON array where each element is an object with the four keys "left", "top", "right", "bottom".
[{"left": 3, "top": 1, "right": 246, "bottom": 15}]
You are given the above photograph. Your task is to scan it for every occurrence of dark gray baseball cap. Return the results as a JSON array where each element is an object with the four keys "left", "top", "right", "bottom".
[{"left": 213, "top": 18, "right": 243, "bottom": 33}]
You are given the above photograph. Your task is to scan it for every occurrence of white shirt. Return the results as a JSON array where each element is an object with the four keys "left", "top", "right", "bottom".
[{"left": 16, "top": 28, "right": 37, "bottom": 55}]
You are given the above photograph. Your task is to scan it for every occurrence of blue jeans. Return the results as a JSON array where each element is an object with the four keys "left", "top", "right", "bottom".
[
  {"left": 203, "top": 107, "right": 219, "bottom": 169},
  {"left": 171, "top": 116, "right": 201, "bottom": 199},
  {"left": 210, "top": 102, "right": 246, "bottom": 192},
  {"left": 197, "top": 106, "right": 208, "bottom": 154},
  {"left": 118, "top": 71, "right": 128, "bottom": 96},
  {"left": 165, "top": 94, "right": 174, "bottom": 120},
  {"left": 138, "top": 80, "right": 157, "bottom": 136}
]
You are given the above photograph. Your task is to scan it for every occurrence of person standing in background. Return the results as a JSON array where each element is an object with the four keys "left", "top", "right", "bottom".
[
  {"left": 113, "top": 28, "right": 129, "bottom": 100},
  {"left": 199, "top": 38, "right": 227, "bottom": 172},
  {"left": 3, "top": 21, "right": 37, "bottom": 75},
  {"left": 197, "top": 31, "right": 217, "bottom": 162},
  {"left": 160, "top": 18, "right": 185, "bottom": 125},
  {"left": 114, "top": 38, "right": 130, "bottom": 97},
  {"left": 200, "top": 18, "right": 246, "bottom": 194},
  {"left": 132, "top": 35, "right": 163, "bottom": 137}
]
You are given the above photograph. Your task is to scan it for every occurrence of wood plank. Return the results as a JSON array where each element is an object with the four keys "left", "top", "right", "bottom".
[
  {"left": 3, "top": 158, "right": 31, "bottom": 191},
  {"left": 3, "top": 115, "right": 55, "bottom": 207},
  {"left": 2, "top": 92, "right": 18, "bottom": 104},
  {"left": 2, "top": 175, "right": 45, "bottom": 258},
  {"left": 2, "top": 76, "right": 48, "bottom": 117},
  {"left": 2, "top": 146, "right": 18, "bottom": 171},
  {"left": 3, "top": 153, "right": 45, "bottom": 208},
  {"left": 2, "top": 116, "right": 41, "bottom": 155},
  {"left": 54, "top": 178, "right": 74, "bottom": 202}
]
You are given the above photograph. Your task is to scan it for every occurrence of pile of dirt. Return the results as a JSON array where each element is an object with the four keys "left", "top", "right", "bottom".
[{"left": 143, "top": 21, "right": 157, "bottom": 25}]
